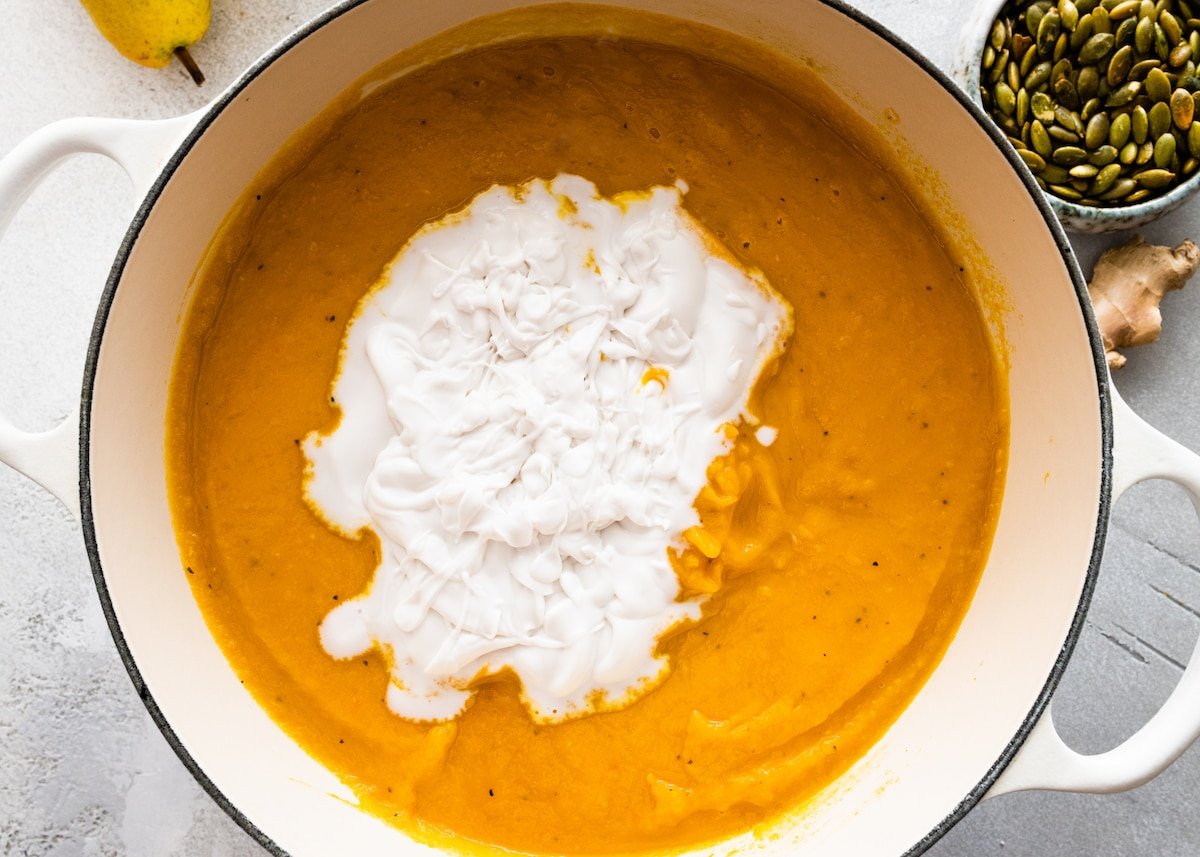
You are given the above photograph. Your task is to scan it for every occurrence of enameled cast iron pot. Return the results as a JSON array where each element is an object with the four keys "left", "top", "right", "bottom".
[{"left": 3, "top": 1, "right": 1200, "bottom": 854}]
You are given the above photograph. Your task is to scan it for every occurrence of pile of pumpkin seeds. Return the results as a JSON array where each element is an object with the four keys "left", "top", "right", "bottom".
[{"left": 981, "top": 0, "right": 1200, "bottom": 206}]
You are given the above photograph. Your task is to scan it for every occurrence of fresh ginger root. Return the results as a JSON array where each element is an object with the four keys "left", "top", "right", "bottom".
[{"left": 1087, "top": 235, "right": 1200, "bottom": 370}]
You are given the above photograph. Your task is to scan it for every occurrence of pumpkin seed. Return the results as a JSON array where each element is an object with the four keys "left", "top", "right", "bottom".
[
  {"left": 1028, "top": 5, "right": 1047, "bottom": 37},
  {"left": 1161, "top": 10, "right": 1183, "bottom": 43},
  {"left": 1133, "top": 104, "right": 1150, "bottom": 141},
  {"left": 1107, "top": 44, "right": 1135, "bottom": 85},
  {"left": 1079, "top": 31, "right": 1116, "bottom": 60},
  {"left": 995, "top": 81, "right": 1017, "bottom": 115},
  {"left": 1156, "top": 22, "right": 1171, "bottom": 60},
  {"left": 1120, "top": 140, "right": 1140, "bottom": 161},
  {"left": 1173, "top": 86, "right": 1196, "bottom": 126},
  {"left": 1082, "top": 95, "right": 1105, "bottom": 118},
  {"left": 990, "top": 50, "right": 1008, "bottom": 84},
  {"left": 1105, "top": 79, "right": 1142, "bottom": 105},
  {"left": 1042, "top": 164, "right": 1073, "bottom": 183},
  {"left": 1052, "top": 145, "right": 1091, "bottom": 164},
  {"left": 1019, "top": 148, "right": 1048, "bottom": 171},
  {"left": 1021, "top": 41, "right": 1039, "bottom": 75},
  {"left": 1049, "top": 183, "right": 1086, "bottom": 198},
  {"left": 1138, "top": 0, "right": 1155, "bottom": 18},
  {"left": 1185, "top": 155, "right": 1200, "bottom": 172},
  {"left": 1125, "top": 187, "right": 1154, "bottom": 201},
  {"left": 1093, "top": 5, "right": 1112, "bottom": 33},
  {"left": 1188, "top": 119, "right": 1200, "bottom": 156},
  {"left": 1056, "top": 103, "right": 1086, "bottom": 132},
  {"left": 1032, "top": 90, "right": 1057, "bottom": 122},
  {"left": 1039, "top": 10, "right": 1063, "bottom": 54},
  {"left": 1091, "top": 143, "right": 1120, "bottom": 164},
  {"left": 1108, "top": 0, "right": 1140, "bottom": 19},
  {"left": 1049, "top": 124, "right": 1083, "bottom": 141},
  {"left": 1148, "top": 99, "right": 1172, "bottom": 137},
  {"left": 1155, "top": 130, "right": 1178, "bottom": 165},
  {"left": 1128, "top": 58, "right": 1163, "bottom": 79},
  {"left": 1146, "top": 66, "right": 1173, "bottom": 100},
  {"left": 1135, "top": 166, "right": 1176, "bottom": 185},
  {"left": 1075, "top": 13, "right": 1098, "bottom": 48},
  {"left": 1099, "top": 176, "right": 1138, "bottom": 197},
  {"left": 1138, "top": 139, "right": 1157, "bottom": 162},
  {"left": 1063, "top": 0, "right": 1082, "bottom": 29},
  {"left": 1017, "top": 86, "right": 1031, "bottom": 125},
  {"left": 1027, "top": 60, "right": 1054, "bottom": 89},
  {"left": 1115, "top": 14, "right": 1139, "bottom": 45},
  {"left": 1086, "top": 111, "right": 1112, "bottom": 146},
  {"left": 1032, "top": 119, "right": 1056, "bottom": 155},
  {"left": 1010, "top": 59, "right": 1025, "bottom": 92},
  {"left": 1136, "top": 13, "right": 1156, "bottom": 51},
  {"left": 990, "top": 18, "right": 1008, "bottom": 52},
  {"left": 1170, "top": 42, "right": 1193, "bottom": 66},
  {"left": 1091, "top": 162, "right": 1124, "bottom": 192},
  {"left": 1070, "top": 162, "right": 1101, "bottom": 177},
  {"left": 1109, "top": 111, "right": 1133, "bottom": 145},
  {"left": 1054, "top": 75, "right": 1081, "bottom": 107}
]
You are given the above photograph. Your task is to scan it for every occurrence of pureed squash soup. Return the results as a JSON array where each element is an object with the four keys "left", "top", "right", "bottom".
[{"left": 167, "top": 6, "right": 1009, "bottom": 856}]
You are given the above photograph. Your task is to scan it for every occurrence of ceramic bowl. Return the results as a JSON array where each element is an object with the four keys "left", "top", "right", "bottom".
[{"left": 952, "top": 0, "right": 1200, "bottom": 233}]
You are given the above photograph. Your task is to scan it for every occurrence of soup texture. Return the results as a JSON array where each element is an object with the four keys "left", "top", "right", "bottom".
[{"left": 168, "top": 11, "right": 1008, "bottom": 857}]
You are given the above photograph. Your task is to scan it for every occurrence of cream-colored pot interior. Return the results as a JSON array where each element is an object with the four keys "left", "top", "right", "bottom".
[{"left": 80, "top": 1, "right": 1109, "bottom": 854}]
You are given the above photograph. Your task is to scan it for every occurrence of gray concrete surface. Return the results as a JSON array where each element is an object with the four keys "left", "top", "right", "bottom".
[{"left": 1, "top": 1, "right": 1198, "bottom": 855}]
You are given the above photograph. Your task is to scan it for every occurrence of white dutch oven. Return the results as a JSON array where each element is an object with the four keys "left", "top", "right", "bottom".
[{"left": 2, "top": 1, "right": 1200, "bottom": 855}]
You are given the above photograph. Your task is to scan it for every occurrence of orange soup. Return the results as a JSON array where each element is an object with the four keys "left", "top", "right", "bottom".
[{"left": 167, "top": 10, "right": 1008, "bottom": 856}]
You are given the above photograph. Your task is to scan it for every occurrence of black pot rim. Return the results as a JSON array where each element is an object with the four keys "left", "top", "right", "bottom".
[{"left": 76, "top": 2, "right": 1113, "bottom": 855}]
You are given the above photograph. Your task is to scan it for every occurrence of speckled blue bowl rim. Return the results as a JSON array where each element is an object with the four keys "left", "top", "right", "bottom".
[{"left": 76, "top": 1, "right": 1112, "bottom": 855}]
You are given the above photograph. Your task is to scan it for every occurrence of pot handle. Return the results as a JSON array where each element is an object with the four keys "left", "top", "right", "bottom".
[
  {"left": 0, "top": 114, "right": 199, "bottom": 520},
  {"left": 988, "top": 389, "right": 1200, "bottom": 797}
]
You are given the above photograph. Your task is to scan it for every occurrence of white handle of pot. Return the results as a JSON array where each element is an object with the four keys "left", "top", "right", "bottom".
[
  {"left": 988, "top": 389, "right": 1200, "bottom": 797},
  {"left": 0, "top": 113, "right": 199, "bottom": 520}
]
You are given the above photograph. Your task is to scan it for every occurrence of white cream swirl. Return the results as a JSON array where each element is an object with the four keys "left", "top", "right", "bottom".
[{"left": 305, "top": 174, "right": 790, "bottom": 721}]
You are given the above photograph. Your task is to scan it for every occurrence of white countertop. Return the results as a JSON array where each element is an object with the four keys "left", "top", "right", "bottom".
[{"left": 1, "top": 1, "right": 1198, "bottom": 855}]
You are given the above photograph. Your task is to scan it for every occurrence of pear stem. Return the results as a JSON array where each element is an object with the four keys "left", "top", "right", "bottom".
[{"left": 175, "top": 46, "right": 205, "bottom": 86}]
